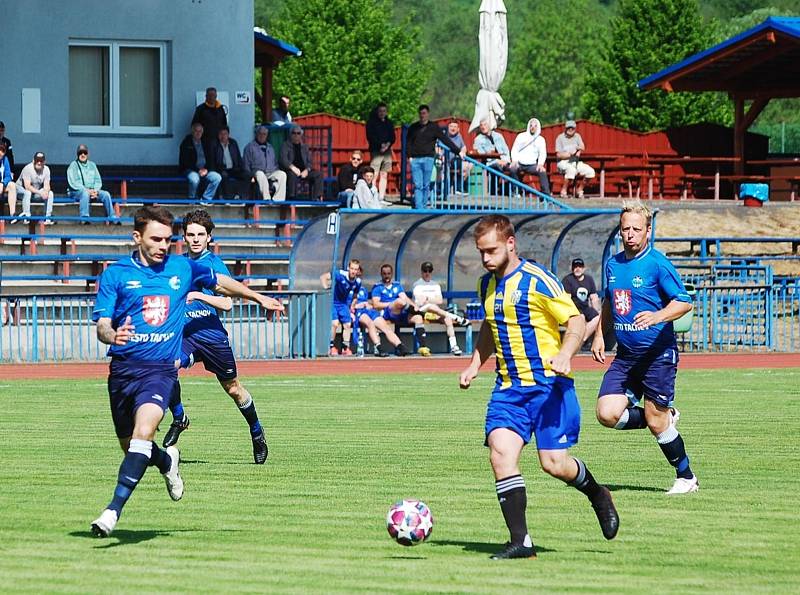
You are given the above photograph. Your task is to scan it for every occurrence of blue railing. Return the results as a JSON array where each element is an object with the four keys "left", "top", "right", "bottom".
[{"left": 0, "top": 291, "right": 320, "bottom": 362}]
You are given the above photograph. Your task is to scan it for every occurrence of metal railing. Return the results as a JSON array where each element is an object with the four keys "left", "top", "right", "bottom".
[{"left": 0, "top": 291, "right": 320, "bottom": 363}]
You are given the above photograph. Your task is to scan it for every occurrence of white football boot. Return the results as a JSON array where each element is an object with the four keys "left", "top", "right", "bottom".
[
  {"left": 91, "top": 509, "right": 118, "bottom": 537},
  {"left": 163, "top": 446, "right": 184, "bottom": 501},
  {"left": 666, "top": 475, "right": 699, "bottom": 495}
]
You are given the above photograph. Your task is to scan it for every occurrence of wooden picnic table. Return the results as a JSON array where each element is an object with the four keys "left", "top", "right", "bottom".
[{"left": 647, "top": 156, "right": 740, "bottom": 200}]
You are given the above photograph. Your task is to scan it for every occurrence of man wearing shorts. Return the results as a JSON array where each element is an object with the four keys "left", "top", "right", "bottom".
[
  {"left": 163, "top": 210, "right": 275, "bottom": 465},
  {"left": 591, "top": 201, "right": 698, "bottom": 495},
  {"left": 321, "top": 259, "right": 361, "bottom": 356},
  {"left": 90, "top": 206, "right": 283, "bottom": 537},
  {"left": 370, "top": 263, "right": 424, "bottom": 356},
  {"left": 365, "top": 102, "right": 395, "bottom": 201},
  {"left": 459, "top": 215, "right": 618, "bottom": 559}
]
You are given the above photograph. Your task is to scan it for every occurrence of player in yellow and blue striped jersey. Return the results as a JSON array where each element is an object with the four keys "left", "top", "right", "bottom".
[{"left": 459, "top": 214, "right": 619, "bottom": 560}]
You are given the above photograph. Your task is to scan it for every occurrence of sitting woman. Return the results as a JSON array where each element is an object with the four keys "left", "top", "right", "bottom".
[{"left": 351, "top": 166, "right": 383, "bottom": 209}]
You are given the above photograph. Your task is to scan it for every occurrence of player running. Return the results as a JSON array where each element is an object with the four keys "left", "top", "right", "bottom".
[
  {"left": 591, "top": 201, "right": 698, "bottom": 494},
  {"left": 90, "top": 206, "right": 283, "bottom": 537},
  {"left": 320, "top": 259, "right": 361, "bottom": 356},
  {"left": 163, "top": 210, "right": 276, "bottom": 464},
  {"left": 459, "top": 214, "right": 619, "bottom": 560}
]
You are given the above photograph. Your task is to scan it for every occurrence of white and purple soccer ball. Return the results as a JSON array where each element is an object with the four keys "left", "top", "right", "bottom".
[{"left": 386, "top": 499, "right": 434, "bottom": 546}]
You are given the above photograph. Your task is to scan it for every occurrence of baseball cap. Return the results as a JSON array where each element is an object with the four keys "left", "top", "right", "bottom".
[
  {"left": 421, "top": 261, "right": 434, "bottom": 272},
  {"left": 33, "top": 151, "right": 46, "bottom": 162},
  {"left": 565, "top": 120, "right": 577, "bottom": 129},
  {"left": 571, "top": 258, "right": 585, "bottom": 268}
]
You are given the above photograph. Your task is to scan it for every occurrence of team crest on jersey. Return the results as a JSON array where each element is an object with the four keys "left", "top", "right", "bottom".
[
  {"left": 126, "top": 280, "right": 142, "bottom": 289},
  {"left": 613, "top": 289, "right": 632, "bottom": 315},
  {"left": 510, "top": 290, "right": 522, "bottom": 305},
  {"left": 143, "top": 295, "right": 170, "bottom": 326},
  {"left": 169, "top": 275, "right": 181, "bottom": 290},
  {"left": 632, "top": 275, "right": 644, "bottom": 288}
]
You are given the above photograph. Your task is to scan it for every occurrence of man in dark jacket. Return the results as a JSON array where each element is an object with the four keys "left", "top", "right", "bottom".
[
  {"left": 209, "top": 126, "right": 252, "bottom": 199},
  {"left": 406, "top": 105, "right": 466, "bottom": 209},
  {"left": 279, "top": 125, "right": 323, "bottom": 200},
  {"left": 365, "top": 103, "right": 395, "bottom": 201},
  {"left": 179, "top": 123, "right": 221, "bottom": 202},
  {"left": 336, "top": 151, "right": 363, "bottom": 206},
  {"left": 191, "top": 87, "right": 228, "bottom": 146},
  {"left": 0, "top": 121, "right": 14, "bottom": 171}
]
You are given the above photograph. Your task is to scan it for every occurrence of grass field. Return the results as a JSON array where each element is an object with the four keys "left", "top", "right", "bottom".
[{"left": 1, "top": 367, "right": 799, "bottom": 593}]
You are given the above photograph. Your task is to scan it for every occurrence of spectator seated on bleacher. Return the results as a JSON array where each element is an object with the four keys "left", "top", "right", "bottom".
[
  {"left": 210, "top": 126, "right": 252, "bottom": 200},
  {"left": 179, "top": 123, "right": 221, "bottom": 203},
  {"left": 0, "top": 120, "right": 14, "bottom": 171},
  {"left": 17, "top": 151, "right": 54, "bottom": 225},
  {"left": 242, "top": 126, "right": 287, "bottom": 201},
  {"left": 336, "top": 151, "right": 363, "bottom": 207},
  {"left": 351, "top": 166, "right": 384, "bottom": 209},
  {"left": 0, "top": 143, "right": 18, "bottom": 220},
  {"left": 279, "top": 125, "right": 323, "bottom": 201},
  {"left": 66, "top": 144, "right": 120, "bottom": 225},
  {"left": 508, "top": 117, "right": 551, "bottom": 195},
  {"left": 555, "top": 120, "right": 595, "bottom": 199}
]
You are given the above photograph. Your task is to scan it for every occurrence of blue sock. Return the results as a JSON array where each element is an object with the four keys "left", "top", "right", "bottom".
[
  {"left": 656, "top": 425, "right": 694, "bottom": 479},
  {"left": 147, "top": 441, "right": 172, "bottom": 474},
  {"left": 108, "top": 439, "right": 151, "bottom": 515},
  {"left": 614, "top": 406, "right": 648, "bottom": 430},
  {"left": 238, "top": 392, "right": 262, "bottom": 437},
  {"left": 169, "top": 382, "right": 185, "bottom": 421}
]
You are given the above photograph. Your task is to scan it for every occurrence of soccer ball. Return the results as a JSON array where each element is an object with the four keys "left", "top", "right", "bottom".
[{"left": 386, "top": 499, "right": 433, "bottom": 546}]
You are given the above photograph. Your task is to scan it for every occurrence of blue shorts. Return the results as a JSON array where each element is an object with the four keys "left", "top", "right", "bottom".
[
  {"left": 331, "top": 302, "right": 353, "bottom": 324},
  {"left": 108, "top": 359, "right": 178, "bottom": 439},
  {"left": 358, "top": 308, "right": 380, "bottom": 322},
  {"left": 598, "top": 348, "right": 679, "bottom": 408},
  {"left": 485, "top": 377, "right": 581, "bottom": 450},
  {"left": 383, "top": 306, "right": 410, "bottom": 325},
  {"left": 181, "top": 334, "right": 238, "bottom": 381}
]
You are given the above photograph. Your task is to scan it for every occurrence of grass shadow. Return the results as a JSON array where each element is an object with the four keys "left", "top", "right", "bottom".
[
  {"left": 69, "top": 529, "right": 169, "bottom": 548},
  {"left": 432, "top": 540, "right": 557, "bottom": 556},
  {"left": 180, "top": 459, "right": 253, "bottom": 466},
  {"left": 606, "top": 483, "right": 664, "bottom": 493}
]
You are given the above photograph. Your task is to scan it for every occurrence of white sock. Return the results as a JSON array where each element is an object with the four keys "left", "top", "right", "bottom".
[{"left": 449, "top": 336, "right": 457, "bottom": 348}]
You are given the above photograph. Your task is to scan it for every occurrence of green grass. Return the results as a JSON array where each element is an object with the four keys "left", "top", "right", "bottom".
[{"left": 1, "top": 368, "right": 799, "bottom": 593}]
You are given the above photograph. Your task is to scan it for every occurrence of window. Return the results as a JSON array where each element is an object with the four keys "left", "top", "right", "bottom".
[{"left": 69, "top": 41, "right": 167, "bottom": 134}]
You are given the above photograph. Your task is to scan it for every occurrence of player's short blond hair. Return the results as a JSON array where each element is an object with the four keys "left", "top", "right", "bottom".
[{"left": 620, "top": 200, "right": 652, "bottom": 227}]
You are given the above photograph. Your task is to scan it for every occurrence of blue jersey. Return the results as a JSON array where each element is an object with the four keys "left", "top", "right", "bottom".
[
  {"left": 354, "top": 285, "right": 370, "bottom": 305},
  {"left": 183, "top": 250, "right": 232, "bottom": 343},
  {"left": 333, "top": 269, "right": 361, "bottom": 305},
  {"left": 604, "top": 245, "right": 691, "bottom": 357},
  {"left": 479, "top": 259, "right": 580, "bottom": 389},
  {"left": 92, "top": 252, "right": 216, "bottom": 362},
  {"left": 370, "top": 281, "right": 405, "bottom": 308}
]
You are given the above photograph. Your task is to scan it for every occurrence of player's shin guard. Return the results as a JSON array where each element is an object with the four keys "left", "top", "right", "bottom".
[
  {"left": 495, "top": 475, "right": 530, "bottom": 546},
  {"left": 237, "top": 391, "right": 263, "bottom": 437},
  {"left": 614, "top": 406, "right": 648, "bottom": 430},
  {"left": 656, "top": 425, "right": 694, "bottom": 479},
  {"left": 147, "top": 441, "right": 172, "bottom": 474},
  {"left": 108, "top": 439, "right": 151, "bottom": 515}
]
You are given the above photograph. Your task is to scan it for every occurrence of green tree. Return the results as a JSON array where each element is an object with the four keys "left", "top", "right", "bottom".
[
  {"left": 268, "top": 0, "right": 431, "bottom": 123},
  {"left": 583, "top": 0, "right": 732, "bottom": 131}
]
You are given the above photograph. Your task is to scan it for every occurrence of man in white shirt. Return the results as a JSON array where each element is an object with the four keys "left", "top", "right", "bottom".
[
  {"left": 411, "top": 261, "right": 470, "bottom": 356},
  {"left": 18, "top": 151, "right": 54, "bottom": 224}
]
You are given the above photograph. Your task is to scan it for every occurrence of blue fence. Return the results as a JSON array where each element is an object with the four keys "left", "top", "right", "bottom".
[{"left": 0, "top": 291, "right": 320, "bottom": 363}]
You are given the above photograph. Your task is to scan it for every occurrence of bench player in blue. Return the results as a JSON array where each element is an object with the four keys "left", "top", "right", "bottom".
[
  {"left": 459, "top": 215, "right": 618, "bottom": 560},
  {"left": 351, "top": 265, "right": 404, "bottom": 357},
  {"left": 320, "top": 259, "right": 361, "bottom": 356},
  {"left": 591, "top": 201, "right": 697, "bottom": 495},
  {"left": 90, "top": 206, "right": 283, "bottom": 537},
  {"left": 370, "top": 263, "right": 426, "bottom": 356},
  {"left": 162, "top": 209, "right": 273, "bottom": 464}
]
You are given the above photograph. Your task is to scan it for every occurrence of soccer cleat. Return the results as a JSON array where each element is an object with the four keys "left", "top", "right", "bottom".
[
  {"left": 162, "top": 414, "right": 190, "bottom": 448},
  {"left": 252, "top": 433, "right": 268, "bottom": 464},
  {"left": 418, "top": 346, "right": 432, "bottom": 357},
  {"left": 666, "top": 475, "right": 699, "bottom": 495},
  {"left": 450, "top": 345, "right": 463, "bottom": 356},
  {"left": 341, "top": 347, "right": 353, "bottom": 356},
  {"left": 163, "top": 446, "right": 184, "bottom": 501},
  {"left": 670, "top": 407, "right": 681, "bottom": 427},
  {"left": 374, "top": 347, "right": 390, "bottom": 358},
  {"left": 590, "top": 486, "right": 620, "bottom": 540},
  {"left": 395, "top": 344, "right": 409, "bottom": 357},
  {"left": 91, "top": 508, "right": 118, "bottom": 538},
  {"left": 329, "top": 346, "right": 339, "bottom": 356},
  {"left": 453, "top": 315, "right": 470, "bottom": 327},
  {"left": 490, "top": 542, "right": 537, "bottom": 560}
]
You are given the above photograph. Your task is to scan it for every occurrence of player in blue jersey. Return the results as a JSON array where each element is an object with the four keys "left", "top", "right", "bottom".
[
  {"left": 90, "top": 206, "right": 284, "bottom": 537},
  {"left": 320, "top": 260, "right": 361, "bottom": 356},
  {"left": 162, "top": 210, "right": 274, "bottom": 464},
  {"left": 351, "top": 265, "right": 404, "bottom": 357},
  {"left": 591, "top": 202, "right": 697, "bottom": 495},
  {"left": 459, "top": 215, "right": 618, "bottom": 560},
  {"left": 370, "top": 263, "right": 425, "bottom": 356}
]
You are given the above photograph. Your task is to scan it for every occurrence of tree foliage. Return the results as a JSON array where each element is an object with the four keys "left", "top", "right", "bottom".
[
  {"left": 583, "top": 0, "right": 732, "bottom": 131},
  {"left": 267, "top": 0, "right": 431, "bottom": 123}
]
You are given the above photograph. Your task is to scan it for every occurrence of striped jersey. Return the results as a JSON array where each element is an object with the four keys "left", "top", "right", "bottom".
[{"left": 478, "top": 259, "right": 580, "bottom": 389}]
